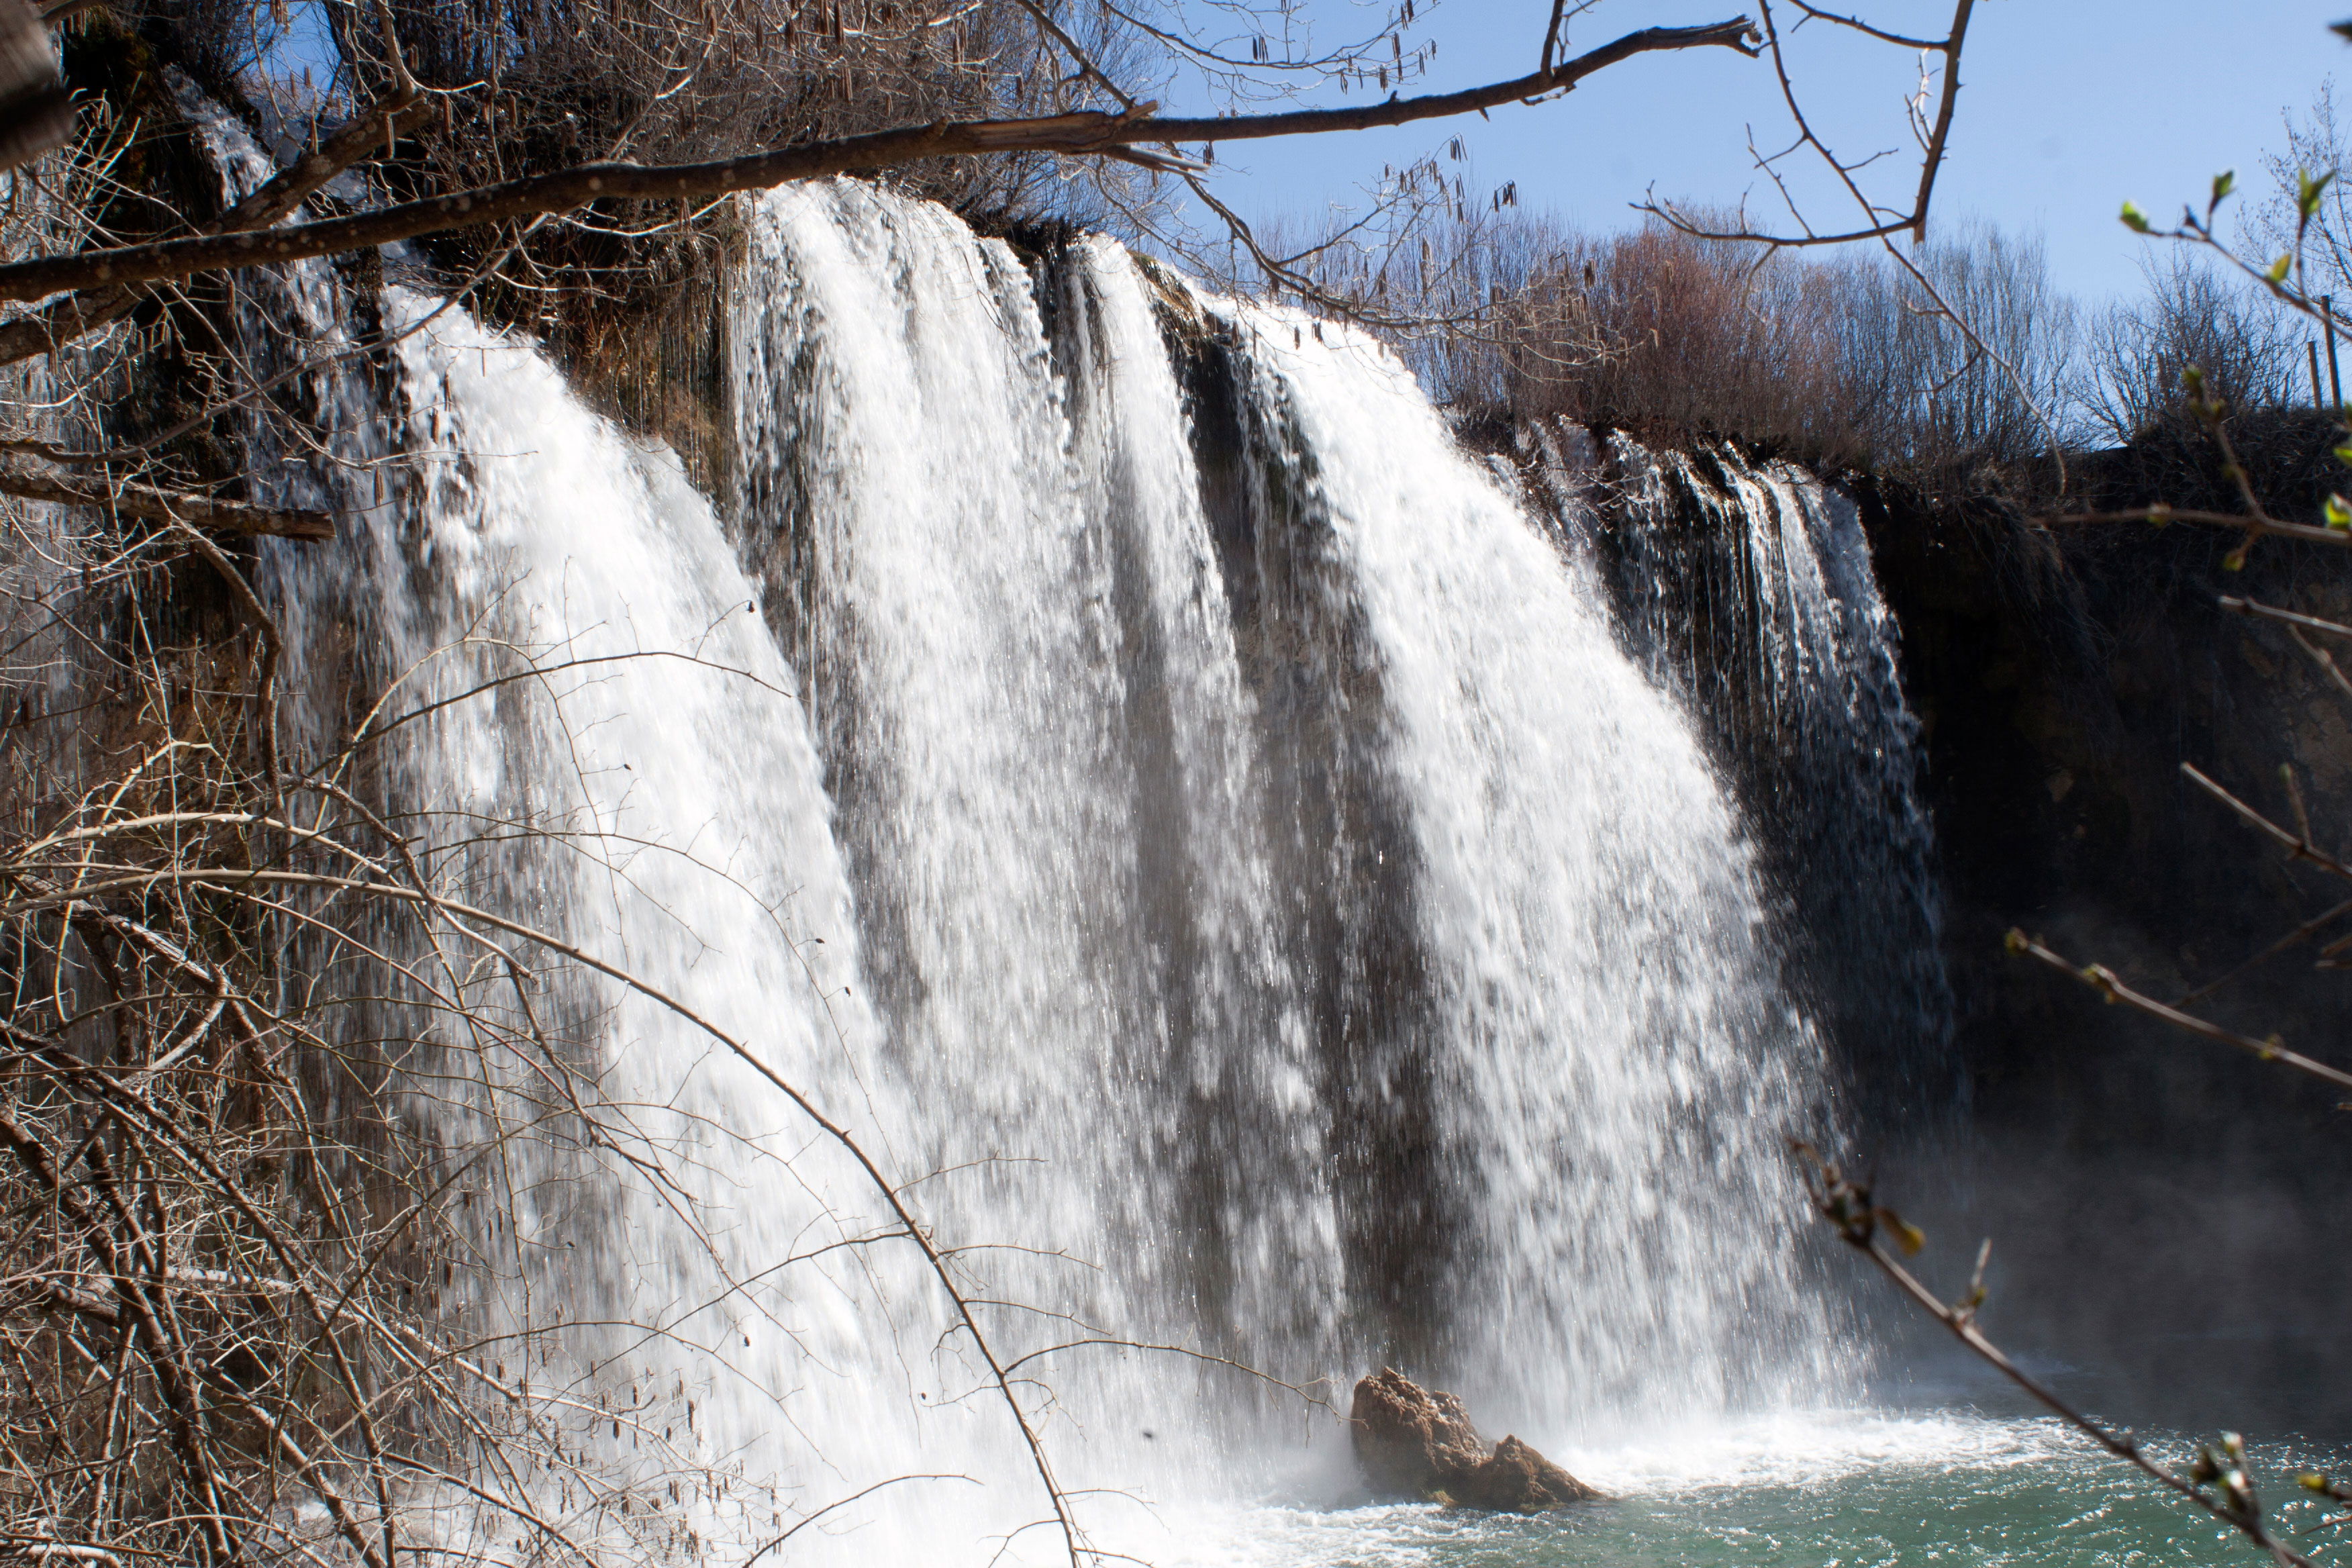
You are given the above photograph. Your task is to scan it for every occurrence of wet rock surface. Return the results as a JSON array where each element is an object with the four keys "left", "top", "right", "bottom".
[{"left": 1349, "top": 1368, "right": 1602, "bottom": 1510}]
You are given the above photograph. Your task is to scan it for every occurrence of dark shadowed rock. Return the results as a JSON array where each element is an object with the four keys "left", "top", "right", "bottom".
[{"left": 1348, "top": 1368, "right": 1602, "bottom": 1510}]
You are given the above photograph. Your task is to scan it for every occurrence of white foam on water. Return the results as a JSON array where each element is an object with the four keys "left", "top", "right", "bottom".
[
  {"left": 1062, "top": 1411, "right": 2088, "bottom": 1568},
  {"left": 1553, "top": 1407, "right": 2077, "bottom": 1496}
]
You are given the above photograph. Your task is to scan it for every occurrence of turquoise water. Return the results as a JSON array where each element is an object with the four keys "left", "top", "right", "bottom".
[{"left": 1100, "top": 1408, "right": 2351, "bottom": 1567}]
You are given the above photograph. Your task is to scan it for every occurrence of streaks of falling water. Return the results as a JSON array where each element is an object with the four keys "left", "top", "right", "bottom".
[
  {"left": 1580, "top": 433, "right": 1953, "bottom": 1108},
  {"left": 1204, "top": 309, "right": 1841, "bottom": 1440},
  {"left": 729, "top": 173, "right": 1843, "bottom": 1457},
  {"left": 199, "top": 107, "right": 1091, "bottom": 1551},
  {"left": 728, "top": 183, "right": 1342, "bottom": 1482},
  {"left": 301, "top": 286, "right": 1111, "bottom": 1561}
]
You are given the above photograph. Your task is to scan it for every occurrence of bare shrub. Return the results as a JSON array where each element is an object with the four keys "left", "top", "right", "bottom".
[
  {"left": 0, "top": 499, "right": 470, "bottom": 1568},
  {"left": 1496, "top": 222, "right": 1863, "bottom": 462},
  {"left": 2076, "top": 254, "right": 2300, "bottom": 444},
  {"left": 1332, "top": 207, "right": 2075, "bottom": 475},
  {"left": 1841, "top": 225, "right": 2076, "bottom": 469},
  {"left": 1275, "top": 205, "right": 1872, "bottom": 464}
]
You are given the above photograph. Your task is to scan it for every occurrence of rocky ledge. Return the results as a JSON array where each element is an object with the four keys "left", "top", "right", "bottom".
[{"left": 1348, "top": 1367, "right": 1604, "bottom": 1512}]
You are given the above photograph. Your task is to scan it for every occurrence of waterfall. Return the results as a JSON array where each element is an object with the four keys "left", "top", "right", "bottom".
[
  {"left": 726, "top": 179, "right": 1837, "bottom": 1464},
  {"left": 267, "top": 279, "right": 1079, "bottom": 1560},
  {"left": 1195, "top": 307, "right": 1836, "bottom": 1429},
  {"left": 728, "top": 185, "right": 1342, "bottom": 1449},
  {"left": 232, "top": 156, "right": 1866, "bottom": 1562},
  {"left": 1545, "top": 430, "right": 1953, "bottom": 1106}
]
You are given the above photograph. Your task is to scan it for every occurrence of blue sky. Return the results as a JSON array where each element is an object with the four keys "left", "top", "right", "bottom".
[{"left": 1182, "top": 1, "right": 2348, "bottom": 301}]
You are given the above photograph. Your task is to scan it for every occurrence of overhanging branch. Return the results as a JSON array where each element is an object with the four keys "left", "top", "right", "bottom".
[
  {"left": 0, "top": 88, "right": 437, "bottom": 366},
  {"left": 0, "top": 19, "right": 1755, "bottom": 307}
]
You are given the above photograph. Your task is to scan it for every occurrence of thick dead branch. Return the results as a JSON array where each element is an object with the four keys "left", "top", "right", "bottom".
[
  {"left": 0, "top": 461, "right": 334, "bottom": 539},
  {"left": 0, "top": 91, "right": 440, "bottom": 368},
  {"left": 0, "top": 287, "right": 139, "bottom": 366},
  {"left": 2179, "top": 760, "right": 2352, "bottom": 881},
  {"left": 228, "top": 91, "right": 434, "bottom": 235}
]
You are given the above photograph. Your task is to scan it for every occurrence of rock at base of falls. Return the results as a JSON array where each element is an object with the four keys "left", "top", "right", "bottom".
[
  {"left": 1451, "top": 1434, "right": 1604, "bottom": 1512},
  {"left": 1348, "top": 1367, "right": 1604, "bottom": 1511},
  {"left": 1350, "top": 1367, "right": 1485, "bottom": 1495}
]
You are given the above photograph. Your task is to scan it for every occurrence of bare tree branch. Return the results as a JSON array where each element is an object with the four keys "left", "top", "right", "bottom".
[
  {"left": 0, "top": 21, "right": 1758, "bottom": 308},
  {"left": 0, "top": 90, "right": 441, "bottom": 369},
  {"left": 1907, "top": 0, "right": 1975, "bottom": 243},
  {"left": 1798, "top": 1146, "right": 2320, "bottom": 1568},
  {"left": 1647, "top": 0, "right": 1971, "bottom": 248},
  {"left": 1785, "top": 1, "right": 1939, "bottom": 50},
  {"left": 2005, "top": 928, "right": 2352, "bottom": 1092}
]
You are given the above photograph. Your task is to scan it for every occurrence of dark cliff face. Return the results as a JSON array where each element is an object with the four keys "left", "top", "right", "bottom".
[{"left": 1851, "top": 425, "right": 2352, "bottom": 1432}]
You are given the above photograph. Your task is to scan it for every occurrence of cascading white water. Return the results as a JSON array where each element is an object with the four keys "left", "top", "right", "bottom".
[
  {"left": 1582, "top": 434, "right": 1952, "bottom": 1094},
  {"left": 728, "top": 184, "right": 1342, "bottom": 1441},
  {"left": 272, "top": 281, "right": 1119, "bottom": 1561},
  {"left": 227, "top": 144, "right": 1859, "bottom": 1559},
  {"left": 198, "top": 99, "right": 1099, "bottom": 1551},
  {"left": 726, "top": 178, "right": 1839, "bottom": 1464},
  {"left": 1203, "top": 309, "right": 1837, "bottom": 1434},
  {"left": 366, "top": 291, "right": 1099, "bottom": 1563}
]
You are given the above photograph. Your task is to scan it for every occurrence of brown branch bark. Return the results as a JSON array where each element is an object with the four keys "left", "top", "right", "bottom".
[
  {"left": 2222, "top": 595, "right": 2352, "bottom": 638},
  {"left": 1783, "top": 1, "right": 1939, "bottom": 50},
  {"left": 233, "top": 95, "right": 431, "bottom": 234},
  {"left": 2006, "top": 928, "right": 2352, "bottom": 1092},
  {"left": 0, "top": 90, "right": 437, "bottom": 368},
  {"left": 0, "top": 462, "right": 333, "bottom": 540},
  {"left": 0, "top": 287, "right": 138, "bottom": 366},
  {"left": 0, "top": 21, "right": 1755, "bottom": 307},
  {"left": 1648, "top": 0, "right": 1971, "bottom": 248},
  {"left": 1907, "top": 0, "right": 1973, "bottom": 241},
  {"left": 34, "top": 1275, "right": 119, "bottom": 1326},
  {"left": 0, "top": 1114, "right": 238, "bottom": 1564}
]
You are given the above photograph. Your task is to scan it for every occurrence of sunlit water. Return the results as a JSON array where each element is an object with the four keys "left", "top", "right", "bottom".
[{"left": 1073, "top": 1404, "right": 2351, "bottom": 1568}]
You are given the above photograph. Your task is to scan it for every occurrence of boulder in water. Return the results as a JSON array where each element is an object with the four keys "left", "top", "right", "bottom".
[
  {"left": 1347, "top": 1368, "right": 1602, "bottom": 1510},
  {"left": 1451, "top": 1433, "right": 1604, "bottom": 1511},
  {"left": 1349, "top": 1366, "right": 1487, "bottom": 1495}
]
